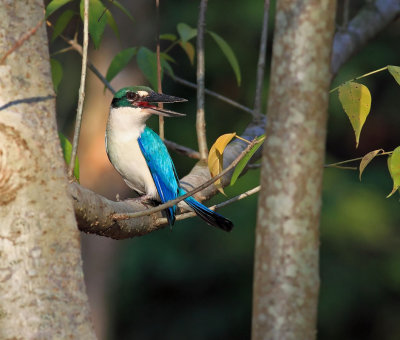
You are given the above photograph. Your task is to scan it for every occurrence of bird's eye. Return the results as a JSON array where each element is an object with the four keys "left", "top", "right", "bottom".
[{"left": 126, "top": 91, "right": 138, "bottom": 102}]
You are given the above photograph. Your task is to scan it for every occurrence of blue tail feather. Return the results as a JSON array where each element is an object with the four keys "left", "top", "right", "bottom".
[{"left": 181, "top": 190, "right": 233, "bottom": 232}]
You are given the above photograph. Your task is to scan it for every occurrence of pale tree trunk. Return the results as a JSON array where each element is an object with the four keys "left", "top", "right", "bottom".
[
  {"left": 252, "top": 1, "right": 336, "bottom": 339},
  {"left": 0, "top": 1, "right": 95, "bottom": 338}
]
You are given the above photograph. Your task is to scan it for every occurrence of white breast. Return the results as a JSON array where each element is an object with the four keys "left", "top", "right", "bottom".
[{"left": 105, "top": 107, "right": 159, "bottom": 199}]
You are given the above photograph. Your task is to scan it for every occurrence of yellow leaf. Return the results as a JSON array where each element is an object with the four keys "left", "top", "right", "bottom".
[
  {"left": 388, "top": 65, "right": 400, "bottom": 86},
  {"left": 359, "top": 149, "right": 384, "bottom": 181},
  {"left": 338, "top": 81, "right": 371, "bottom": 148},
  {"left": 179, "top": 41, "right": 195, "bottom": 65},
  {"left": 208, "top": 133, "right": 236, "bottom": 194},
  {"left": 387, "top": 147, "right": 400, "bottom": 198}
]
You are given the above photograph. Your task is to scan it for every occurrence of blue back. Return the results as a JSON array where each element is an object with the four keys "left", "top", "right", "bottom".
[{"left": 138, "top": 127, "right": 179, "bottom": 225}]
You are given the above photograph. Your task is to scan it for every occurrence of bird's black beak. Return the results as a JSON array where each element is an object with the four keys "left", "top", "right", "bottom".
[{"left": 137, "top": 91, "right": 187, "bottom": 117}]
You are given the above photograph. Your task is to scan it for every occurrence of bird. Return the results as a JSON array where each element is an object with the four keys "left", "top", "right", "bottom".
[{"left": 105, "top": 86, "right": 233, "bottom": 232}]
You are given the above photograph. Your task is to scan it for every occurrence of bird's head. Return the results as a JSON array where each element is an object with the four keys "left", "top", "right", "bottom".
[{"left": 111, "top": 86, "right": 187, "bottom": 117}]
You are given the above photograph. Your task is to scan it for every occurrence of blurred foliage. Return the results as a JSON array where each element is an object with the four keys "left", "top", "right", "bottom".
[{"left": 47, "top": 0, "right": 400, "bottom": 339}]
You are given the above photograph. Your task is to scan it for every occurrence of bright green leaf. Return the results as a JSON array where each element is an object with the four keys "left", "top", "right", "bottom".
[
  {"left": 50, "top": 58, "right": 63, "bottom": 93},
  {"left": 359, "top": 149, "right": 384, "bottom": 181},
  {"left": 338, "top": 81, "right": 371, "bottom": 148},
  {"left": 106, "top": 10, "right": 119, "bottom": 38},
  {"left": 59, "top": 133, "right": 80, "bottom": 181},
  {"left": 160, "top": 33, "right": 177, "bottom": 41},
  {"left": 387, "top": 147, "right": 400, "bottom": 198},
  {"left": 230, "top": 135, "right": 265, "bottom": 186},
  {"left": 51, "top": 9, "right": 75, "bottom": 42},
  {"left": 137, "top": 47, "right": 159, "bottom": 90},
  {"left": 46, "top": 0, "right": 73, "bottom": 18},
  {"left": 179, "top": 41, "right": 195, "bottom": 65},
  {"left": 177, "top": 23, "right": 197, "bottom": 43},
  {"left": 80, "top": 0, "right": 107, "bottom": 49},
  {"left": 106, "top": 47, "right": 137, "bottom": 82},
  {"left": 108, "top": 0, "right": 134, "bottom": 22},
  {"left": 388, "top": 65, "right": 400, "bottom": 86},
  {"left": 208, "top": 31, "right": 241, "bottom": 86},
  {"left": 208, "top": 133, "right": 236, "bottom": 195}
]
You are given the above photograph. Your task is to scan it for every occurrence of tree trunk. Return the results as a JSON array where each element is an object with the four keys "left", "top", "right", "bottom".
[
  {"left": 252, "top": 1, "right": 336, "bottom": 339},
  {"left": 0, "top": 1, "right": 95, "bottom": 338}
]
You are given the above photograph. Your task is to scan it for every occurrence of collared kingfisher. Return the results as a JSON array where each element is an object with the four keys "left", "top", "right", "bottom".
[{"left": 105, "top": 86, "right": 233, "bottom": 232}]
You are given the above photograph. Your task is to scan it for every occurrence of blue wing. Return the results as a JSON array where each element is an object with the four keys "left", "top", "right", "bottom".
[{"left": 138, "top": 127, "right": 180, "bottom": 225}]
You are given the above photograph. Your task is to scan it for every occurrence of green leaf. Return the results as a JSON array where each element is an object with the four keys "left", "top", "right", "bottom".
[
  {"left": 338, "top": 81, "right": 371, "bottom": 148},
  {"left": 230, "top": 135, "right": 265, "bottom": 186},
  {"left": 160, "top": 33, "right": 177, "bottom": 41},
  {"left": 46, "top": 0, "right": 73, "bottom": 18},
  {"left": 177, "top": 23, "right": 197, "bottom": 43},
  {"left": 137, "top": 47, "right": 159, "bottom": 90},
  {"left": 51, "top": 9, "right": 75, "bottom": 42},
  {"left": 50, "top": 58, "right": 63, "bottom": 93},
  {"left": 388, "top": 65, "right": 400, "bottom": 86},
  {"left": 161, "top": 57, "right": 174, "bottom": 77},
  {"left": 179, "top": 41, "right": 195, "bottom": 65},
  {"left": 106, "top": 47, "right": 137, "bottom": 82},
  {"left": 208, "top": 31, "right": 241, "bottom": 86},
  {"left": 160, "top": 52, "right": 176, "bottom": 64},
  {"left": 208, "top": 133, "right": 237, "bottom": 195},
  {"left": 106, "top": 9, "right": 119, "bottom": 38},
  {"left": 108, "top": 0, "right": 134, "bottom": 22},
  {"left": 59, "top": 133, "right": 80, "bottom": 181},
  {"left": 80, "top": 0, "right": 107, "bottom": 49},
  {"left": 387, "top": 147, "right": 400, "bottom": 198}
]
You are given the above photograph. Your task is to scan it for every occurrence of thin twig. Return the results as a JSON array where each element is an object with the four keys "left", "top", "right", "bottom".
[
  {"left": 156, "top": 0, "right": 164, "bottom": 140},
  {"left": 164, "top": 139, "right": 201, "bottom": 159},
  {"left": 342, "top": 0, "right": 350, "bottom": 29},
  {"left": 254, "top": 0, "right": 270, "bottom": 115},
  {"left": 196, "top": 0, "right": 209, "bottom": 160},
  {"left": 162, "top": 185, "right": 261, "bottom": 223},
  {"left": 325, "top": 151, "right": 393, "bottom": 168},
  {"left": 172, "top": 75, "right": 255, "bottom": 115},
  {"left": 69, "top": 0, "right": 89, "bottom": 178},
  {"left": 0, "top": 19, "right": 43, "bottom": 64},
  {"left": 113, "top": 137, "right": 258, "bottom": 220},
  {"left": 0, "top": 95, "right": 55, "bottom": 111}
]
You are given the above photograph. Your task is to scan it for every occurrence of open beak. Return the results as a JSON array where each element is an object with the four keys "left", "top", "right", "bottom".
[{"left": 137, "top": 91, "right": 187, "bottom": 117}]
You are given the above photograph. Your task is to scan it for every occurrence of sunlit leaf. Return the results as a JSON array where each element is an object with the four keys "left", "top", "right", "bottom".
[
  {"left": 177, "top": 23, "right": 197, "bottom": 43},
  {"left": 388, "top": 65, "right": 400, "bottom": 86},
  {"left": 230, "top": 135, "right": 265, "bottom": 186},
  {"left": 51, "top": 9, "right": 75, "bottom": 42},
  {"left": 137, "top": 47, "right": 159, "bottom": 90},
  {"left": 59, "top": 133, "right": 79, "bottom": 181},
  {"left": 80, "top": 0, "right": 107, "bottom": 49},
  {"left": 106, "top": 47, "right": 137, "bottom": 82},
  {"left": 359, "top": 149, "right": 384, "bottom": 181},
  {"left": 179, "top": 41, "right": 195, "bottom": 65},
  {"left": 338, "top": 81, "right": 371, "bottom": 148},
  {"left": 208, "top": 31, "right": 241, "bottom": 86},
  {"left": 208, "top": 133, "right": 236, "bottom": 194},
  {"left": 387, "top": 147, "right": 400, "bottom": 198},
  {"left": 50, "top": 58, "right": 63, "bottom": 93},
  {"left": 106, "top": 9, "right": 119, "bottom": 38},
  {"left": 107, "top": 0, "right": 134, "bottom": 22},
  {"left": 46, "top": 0, "right": 73, "bottom": 18},
  {"left": 160, "top": 33, "right": 177, "bottom": 41}
]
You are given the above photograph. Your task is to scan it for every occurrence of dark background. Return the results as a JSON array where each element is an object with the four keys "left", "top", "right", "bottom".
[{"left": 49, "top": 0, "right": 400, "bottom": 339}]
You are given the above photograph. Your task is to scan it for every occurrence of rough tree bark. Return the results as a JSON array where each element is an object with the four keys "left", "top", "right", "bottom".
[
  {"left": 252, "top": 1, "right": 336, "bottom": 339},
  {"left": 0, "top": 1, "right": 95, "bottom": 338}
]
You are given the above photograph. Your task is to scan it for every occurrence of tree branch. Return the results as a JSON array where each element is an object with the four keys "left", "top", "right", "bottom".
[
  {"left": 69, "top": 0, "right": 89, "bottom": 177},
  {"left": 254, "top": 0, "right": 270, "bottom": 115},
  {"left": 331, "top": 0, "right": 400, "bottom": 75},
  {"left": 196, "top": 0, "right": 209, "bottom": 160}
]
